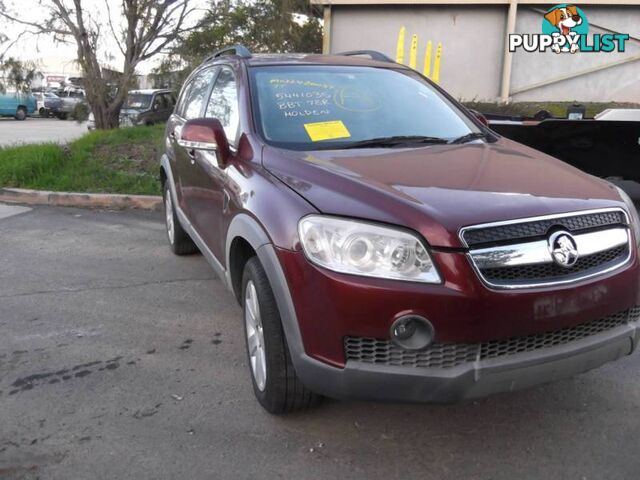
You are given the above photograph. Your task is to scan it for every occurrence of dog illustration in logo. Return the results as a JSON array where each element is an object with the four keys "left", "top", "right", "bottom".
[{"left": 544, "top": 5, "right": 583, "bottom": 53}]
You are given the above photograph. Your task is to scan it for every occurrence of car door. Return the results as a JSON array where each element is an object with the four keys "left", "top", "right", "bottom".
[
  {"left": 154, "top": 93, "right": 172, "bottom": 123},
  {"left": 149, "top": 93, "right": 163, "bottom": 123},
  {"left": 0, "top": 93, "right": 9, "bottom": 115},
  {"left": 183, "top": 66, "right": 240, "bottom": 263},
  {"left": 166, "top": 66, "right": 218, "bottom": 216}
]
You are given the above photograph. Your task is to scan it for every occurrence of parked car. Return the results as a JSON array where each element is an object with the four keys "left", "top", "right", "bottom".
[
  {"left": 160, "top": 45, "right": 640, "bottom": 413},
  {"left": 34, "top": 92, "right": 63, "bottom": 117},
  {"left": 86, "top": 90, "right": 175, "bottom": 130},
  {"left": 120, "top": 89, "right": 175, "bottom": 127},
  {"left": 56, "top": 86, "right": 85, "bottom": 119},
  {"left": 595, "top": 109, "right": 640, "bottom": 121},
  {"left": 0, "top": 91, "right": 37, "bottom": 120}
]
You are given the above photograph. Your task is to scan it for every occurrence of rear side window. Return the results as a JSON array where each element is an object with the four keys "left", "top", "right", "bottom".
[
  {"left": 162, "top": 93, "right": 175, "bottom": 109},
  {"left": 205, "top": 67, "right": 239, "bottom": 145},
  {"left": 153, "top": 93, "right": 169, "bottom": 110},
  {"left": 179, "top": 67, "right": 217, "bottom": 120}
]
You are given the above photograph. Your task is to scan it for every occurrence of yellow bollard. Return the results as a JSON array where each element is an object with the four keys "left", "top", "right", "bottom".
[
  {"left": 432, "top": 42, "right": 442, "bottom": 84},
  {"left": 409, "top": 34, "right": 418, "bottom": 69},
  {"left": 396, "top": 26, "right": 406, "bottom": 64},
  {"left": 423, "top": 40, "right": 432, "bottom": 78}
]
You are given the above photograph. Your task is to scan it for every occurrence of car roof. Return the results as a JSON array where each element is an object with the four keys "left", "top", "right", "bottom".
[{"left": 208, "top": 53, "right": 409, "bottom": 70}]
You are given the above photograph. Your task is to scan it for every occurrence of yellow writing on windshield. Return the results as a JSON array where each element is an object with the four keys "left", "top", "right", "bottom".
[
  {"left": 269, "top": 79, "right": 335, "bottom": 90},
  {"left": 304, "top": 120, "right": 351, "bottom": 142}
]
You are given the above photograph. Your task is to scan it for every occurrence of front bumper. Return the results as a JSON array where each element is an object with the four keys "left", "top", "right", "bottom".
[
  {"left": 293, "top": 318, "right": 638, "bottom": 402},
  {"left": 276, "top": 247, "right": 640, "bottom": 367},
  {"left": 257, "top": 244, "right": 640, "bottom": 403}
]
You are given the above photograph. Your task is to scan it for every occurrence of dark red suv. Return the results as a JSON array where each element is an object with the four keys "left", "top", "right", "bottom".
[{"left": 160, "top": 45, "right": 640, "bottom": 413}]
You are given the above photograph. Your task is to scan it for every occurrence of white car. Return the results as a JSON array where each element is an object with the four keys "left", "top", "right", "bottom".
[
  {"left": 87, "top": 111, "right": 95, "bottom": 130},
  {"left": 595, "top": 109, "right": 640, "bottom": 121}
]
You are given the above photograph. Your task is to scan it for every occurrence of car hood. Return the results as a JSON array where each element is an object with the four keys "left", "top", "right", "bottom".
[{"left": 262, "top": 138, "right": 623, "bottom": 248}]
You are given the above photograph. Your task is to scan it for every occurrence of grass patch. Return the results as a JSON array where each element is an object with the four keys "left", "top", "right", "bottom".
[
  {"left": 0, "top": 124, "right": 165, "bottom": 195},
  {"left": 462, "top": 101, "right": 640, "bottom": 119}
]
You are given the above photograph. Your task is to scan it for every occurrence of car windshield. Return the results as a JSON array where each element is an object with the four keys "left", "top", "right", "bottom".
[
  {"left": 249, "top": 65, "right": 479, "bottom": 150},
  {"left": 124, "top": 94, "right": 152, "bottom": 110}
]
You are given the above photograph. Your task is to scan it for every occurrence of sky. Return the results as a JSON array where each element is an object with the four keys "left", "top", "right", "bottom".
[{"left": 1, "top": 0, "right": 209, "bottom": 74}]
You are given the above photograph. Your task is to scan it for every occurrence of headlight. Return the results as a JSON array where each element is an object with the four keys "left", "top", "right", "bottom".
[
  {"left": 615, "top": 186, "right": 640, "bottom": 247},
  {"left": 298, "top": 215, "right": 441, "bottom": 283}
]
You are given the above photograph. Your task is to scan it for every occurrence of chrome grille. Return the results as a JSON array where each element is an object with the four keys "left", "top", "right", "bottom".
[
  {"left": 345, "top": 308, "right": 639, "bottom": 369},
  {"left": 462, "top": 209, "right": 631, "bottom": 289},
  {"left": 481, "top": 244, "right": 628, "bottom": 284},
  {"left": 462, "top": 210, "right": 626, "bottom": 247}
]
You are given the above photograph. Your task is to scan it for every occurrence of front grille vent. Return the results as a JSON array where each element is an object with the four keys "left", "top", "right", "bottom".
[
  {"left": 462, "top": 211, "right": 626, "bottom": 247},
  {"left": 345, "top": 337, "right": 477, "bottom": 369},
  {"left": 481, "top": 245, "right": 627, "bottom": 284},
  {"left": 345, "top": 308, "right": 638, "bottom": 369}
]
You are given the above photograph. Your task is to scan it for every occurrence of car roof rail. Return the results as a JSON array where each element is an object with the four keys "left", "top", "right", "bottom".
[
  {"left": 205, "top": 44, "right": 252, "bottom": 63},
  {"left": 335, "top": 50, "right": 394, "bottom": 63}
]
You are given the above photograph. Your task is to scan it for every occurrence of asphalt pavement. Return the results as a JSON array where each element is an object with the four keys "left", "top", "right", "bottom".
[
  {"left": 0, "top": 118, "right": 88, "bottom": 146},
  {"left": 1, "top": 204, "right": 640, "bottom": 480}
]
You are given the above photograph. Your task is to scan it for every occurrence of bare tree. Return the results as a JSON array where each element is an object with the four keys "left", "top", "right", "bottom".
[
  {"left": 0, "top": 25, "right": 36, "bottom": 93},
  {"left": 1, "top": 0, "right": 200, "bottom": 128}
]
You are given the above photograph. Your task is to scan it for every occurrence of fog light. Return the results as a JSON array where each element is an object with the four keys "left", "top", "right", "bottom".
[{"left": 390, "top": 315, "right": 434, "bottom": 351}]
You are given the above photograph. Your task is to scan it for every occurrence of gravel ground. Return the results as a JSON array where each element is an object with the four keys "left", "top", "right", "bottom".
[{"left": 1, "top": 204, "right": 639, "bottom": 480}]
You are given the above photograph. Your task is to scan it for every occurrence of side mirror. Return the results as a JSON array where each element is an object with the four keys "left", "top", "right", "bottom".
[
  {"left": 469, "top": 109, "right": 489, "bottom": 127},
  {"left": 153, "top": 103, "right": 160, "bottom": 111},
  {"left": 178, "top": 118, "right": 231, "bottom": 168}
]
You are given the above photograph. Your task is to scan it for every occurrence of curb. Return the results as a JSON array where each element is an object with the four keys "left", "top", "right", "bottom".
[{"left": 0, "top": 188, "right": 163, "bottom": 211}]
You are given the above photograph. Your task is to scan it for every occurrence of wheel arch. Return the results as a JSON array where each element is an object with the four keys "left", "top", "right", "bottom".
[
  {"left": 224, "top": 213, "right": 310, "bottom": 380},
  {"left": 226, "top": 214, "right": 271, "bottom": 302}
]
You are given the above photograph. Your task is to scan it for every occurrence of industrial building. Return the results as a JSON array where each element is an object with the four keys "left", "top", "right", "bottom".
[{"left": 315, "top": 0, "right": 640, "bottom": 102}]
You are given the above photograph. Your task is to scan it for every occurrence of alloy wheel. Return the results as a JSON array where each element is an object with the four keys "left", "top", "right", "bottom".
[
  {"left": 165, "top": 191, "right": 175, "bottom": 244},
  {"left": 245, "top": 280, "right": 267, "bottom": 391}
]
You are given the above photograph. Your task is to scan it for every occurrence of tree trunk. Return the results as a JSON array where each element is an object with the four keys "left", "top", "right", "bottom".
[{"left": 92, "top": 103, "right": 120, "bottom": 129}]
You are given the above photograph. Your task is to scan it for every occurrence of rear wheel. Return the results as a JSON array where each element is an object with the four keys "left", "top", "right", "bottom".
[
  {"left": 15, "top": 107, "right": 27, "bottom": 121},
  {"left": 242, "top": 257, "right": 321, "bottom": 414},
  {"left": 163, "top": 183, "right": 198, "bottom": 255}
]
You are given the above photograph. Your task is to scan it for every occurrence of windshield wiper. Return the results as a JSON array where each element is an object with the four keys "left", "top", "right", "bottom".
[
  {"left": 341, "top": 135, "right": 449, "bottom": 149},
  {"left": 448, "top": 132, "right": 488, "bottom": 144}
]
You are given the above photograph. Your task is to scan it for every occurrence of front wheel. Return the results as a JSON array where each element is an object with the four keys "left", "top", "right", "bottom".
[{"left": 242, "top": 257, "right": 321, "bottom": 414}]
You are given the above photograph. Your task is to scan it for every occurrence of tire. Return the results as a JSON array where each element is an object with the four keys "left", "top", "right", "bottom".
[
  {"left": 242, "top": 256, "right": 321, "bottom": 414},
  {"left": 57, "top": 112, "right": 68, "bottom": 120},
  {"left": 39, "top": 107, "right": 47, "bottom": 117},
  {"left": 163, "top": 182, "right": 198, "bottom": 255},
  {"left": 15, "top": 107, "right": 27, "bottom": 121}
]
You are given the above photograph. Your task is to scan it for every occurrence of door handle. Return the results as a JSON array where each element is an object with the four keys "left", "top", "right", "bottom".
[{"left": 187, "top": 149, "right": 196, "bottom": 164}]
